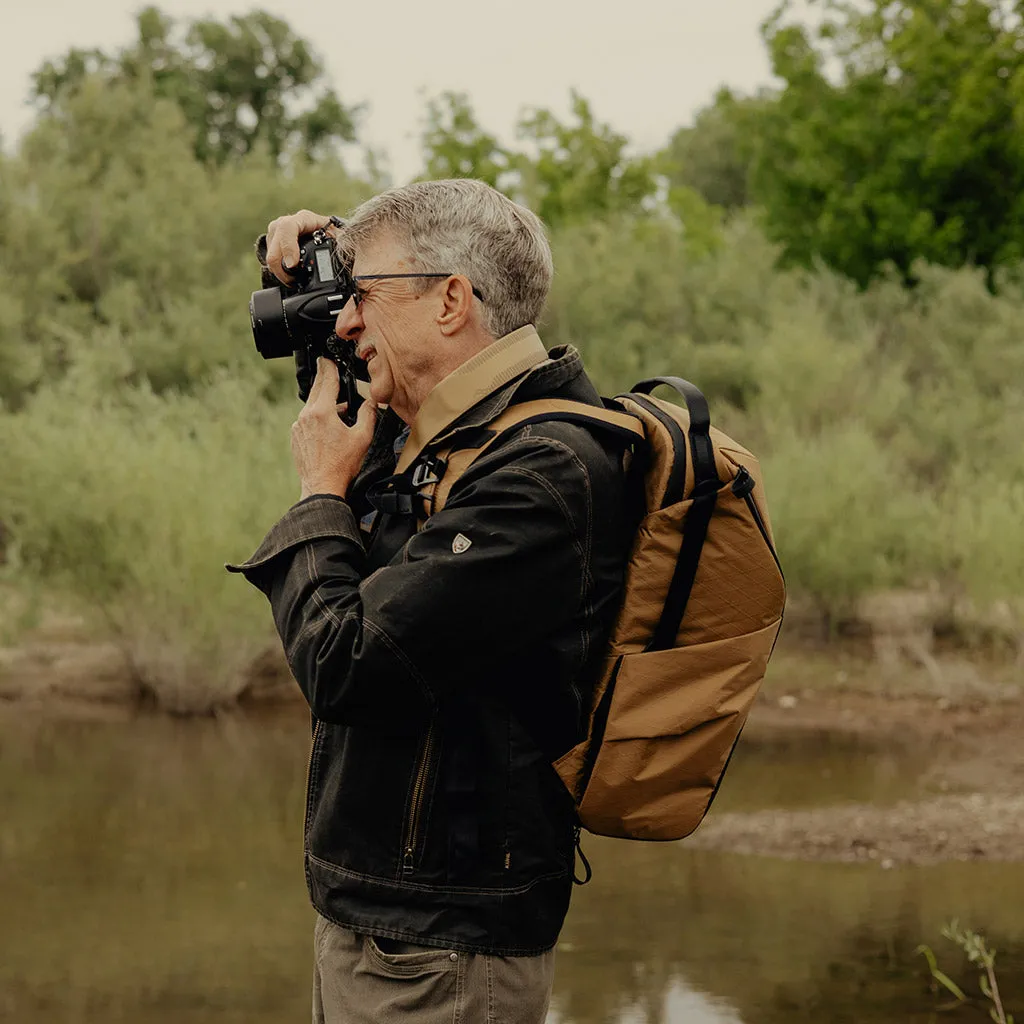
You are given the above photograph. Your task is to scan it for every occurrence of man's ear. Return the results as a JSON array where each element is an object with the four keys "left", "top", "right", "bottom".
[{"left": 436, "top": 275, "right": 475, "bottom": 335}]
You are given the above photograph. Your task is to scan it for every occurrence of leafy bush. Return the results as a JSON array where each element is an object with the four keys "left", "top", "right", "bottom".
[
  {"left": 2, "top": 49, "right": 1024, "bottom": 706},
  {"left": 0, "top": 369, "right": 297, "bottom": 711},
  {"left": 0, "top": 76, "right": 370, "bottom": 406},
  {"left": 764, "top": 425, "right": 943, "bottom": 625}
]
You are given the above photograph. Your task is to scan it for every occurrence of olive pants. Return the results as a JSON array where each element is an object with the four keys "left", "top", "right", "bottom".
[{"left": 312, "top": 915, "right": 556, "bottom": 1024}]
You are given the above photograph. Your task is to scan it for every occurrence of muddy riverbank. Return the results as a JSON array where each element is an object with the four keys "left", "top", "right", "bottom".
[{"left": 695, "top": 686, "right": 1024, "bottom": 865}]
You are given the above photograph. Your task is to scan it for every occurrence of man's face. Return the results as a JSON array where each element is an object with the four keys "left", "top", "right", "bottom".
[{"left": 334, "top": 231, "right": 440, "bottom": 419}]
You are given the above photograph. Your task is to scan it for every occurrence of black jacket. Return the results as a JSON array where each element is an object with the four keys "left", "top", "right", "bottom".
[{"left": 229, "top": 329, "right": 629, "bottom": 954}]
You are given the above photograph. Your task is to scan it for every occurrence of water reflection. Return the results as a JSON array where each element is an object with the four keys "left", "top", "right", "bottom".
[
  {"left": 550, "top": 980, "right": 743, "bottom": 1024},
  {"left": 715, "top": 728, "right": 934, "bottom": 811},
  {"left": 558, "top": 840, "right": 1024, "bottom": 1023},
  {"left": 1, "top": 708, "right": 1020, "bottom": 1023}
]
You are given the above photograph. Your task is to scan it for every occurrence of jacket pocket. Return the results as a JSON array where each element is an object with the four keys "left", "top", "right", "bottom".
[{"left": 401, "top": 722, "right": 439, "bottom": 873}]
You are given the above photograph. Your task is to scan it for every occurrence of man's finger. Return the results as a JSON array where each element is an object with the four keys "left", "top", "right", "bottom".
[
  {"left": 353, "top": 394, "right": 377, "bottom": 435},
  {"left": 273, "top": 209, "right": 330, "bottom": 269},
  {"left": 308, "top": 357, "right": 339, "bottom": 406},
  {"left": 266, "top": 209, "right": 331, "bottom": 284}
]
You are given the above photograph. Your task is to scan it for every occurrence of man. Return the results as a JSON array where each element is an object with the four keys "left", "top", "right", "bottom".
[{"left": 229, "top": 179, "right": 629, "bottom": 1023}]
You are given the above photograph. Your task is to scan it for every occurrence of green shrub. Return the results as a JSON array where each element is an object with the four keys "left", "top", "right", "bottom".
[
  {"left": 3, "top": 78, "right": 1024, "bottom": 701},
  {"left": 0, "top": 370, "right": 297, "bottom": 711},
  {"left": 0, "top": 76, "right": 371, "bottom": 406},
  {"left": 942, "top": 466, "right": 1024, "bottom": 652},
  {"left": 763, "top": 425, "right": 944, "bottom": 626}
]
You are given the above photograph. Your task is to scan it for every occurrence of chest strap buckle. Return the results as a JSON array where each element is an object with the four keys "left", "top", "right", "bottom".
[
  {"left": 411, "top": 456, "right": 445, "bottom": 489},
  {"left": 366, "top": 455, "right": 448, "bottom": 518}
]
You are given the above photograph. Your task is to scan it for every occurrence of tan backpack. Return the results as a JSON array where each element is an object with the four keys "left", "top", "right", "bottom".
[{"left": 410, "top": 377, "right": 786, "bottom": 844}]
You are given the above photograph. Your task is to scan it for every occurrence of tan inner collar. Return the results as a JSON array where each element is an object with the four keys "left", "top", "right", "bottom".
[{"left": 395, "top": 325, "right": 548, "bottom": 473}]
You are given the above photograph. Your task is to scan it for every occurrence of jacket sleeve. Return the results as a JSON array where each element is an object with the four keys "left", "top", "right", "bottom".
[{"left": 227, "top": 433, "right": 596, "bottom": 729}]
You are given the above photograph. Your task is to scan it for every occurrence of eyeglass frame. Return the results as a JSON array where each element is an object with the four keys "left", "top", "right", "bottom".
[{"left": 350, "top": 272, "right": 484, "bottom": 306}]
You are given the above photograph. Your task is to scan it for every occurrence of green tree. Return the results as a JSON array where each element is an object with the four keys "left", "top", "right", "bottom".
[
  {"left": 749, "top": 0, "right": 1024, "bottom": 285},
  {"left": 420, "top": 91, "right": 509, "bottom": 188},
  {"left": 31, "top": 6, "right": 358, "bottom": 164},
  {"left": 514, "top": 91, "right": 657, "bottom": 228},
  {"left": 659, "top": 87, "right": 761, "bottom": 211}
]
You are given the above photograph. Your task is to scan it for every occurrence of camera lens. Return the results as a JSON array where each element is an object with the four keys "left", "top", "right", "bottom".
[{"left": 249, "top": 287, "right": 294, "bottom": 359}]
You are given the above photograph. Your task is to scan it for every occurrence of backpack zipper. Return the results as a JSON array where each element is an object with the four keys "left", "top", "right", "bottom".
[
  {"left": 732, "top": 467, "right": 783, "bottom": 574},
  {"left": 697, "top": 465, "right": 784, "bottom": 829},
  {"left": 402, "top": 724, "right": 437, "bottom": 872}
]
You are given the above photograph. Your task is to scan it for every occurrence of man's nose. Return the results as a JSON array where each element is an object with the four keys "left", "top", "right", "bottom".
[{"left": 334, "top": 296, "right": 362, "bottom": 340}]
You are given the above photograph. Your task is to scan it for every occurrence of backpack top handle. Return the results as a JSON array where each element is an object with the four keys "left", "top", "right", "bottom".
[{"left": 631, "top": 377, "right": 718, "bottom": 491}]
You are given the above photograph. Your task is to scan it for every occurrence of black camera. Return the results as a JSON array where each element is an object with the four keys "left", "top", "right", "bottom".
[{"left": 249, "top": 223, "right": 367, "bottom": 423}]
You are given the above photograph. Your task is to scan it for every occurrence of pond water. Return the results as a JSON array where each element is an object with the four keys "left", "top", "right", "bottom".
[{"left": 1, "top": 707, "right": 1021, "bottom": 1023}]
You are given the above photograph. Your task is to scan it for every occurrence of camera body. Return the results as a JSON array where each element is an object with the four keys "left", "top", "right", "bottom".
[{"left": 249, "top": 225, "right": 366, "bottom": 421}]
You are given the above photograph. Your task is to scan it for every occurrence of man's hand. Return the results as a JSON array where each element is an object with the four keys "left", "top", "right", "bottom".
[
  {"left": 292, "top": 358, "right": 376, "bottom": 500},
  {"left": 266, "top": 209, "right": 333, "bottom": 285}
]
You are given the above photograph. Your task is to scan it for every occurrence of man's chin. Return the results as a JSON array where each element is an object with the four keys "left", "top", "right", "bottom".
[{"left": 367, "top": 382, "right": 390, "bottom": 408}]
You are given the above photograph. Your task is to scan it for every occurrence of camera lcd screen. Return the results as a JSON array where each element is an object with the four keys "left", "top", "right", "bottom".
[{"left": 315, "top": 248, "right": 334, "bottom": 282}]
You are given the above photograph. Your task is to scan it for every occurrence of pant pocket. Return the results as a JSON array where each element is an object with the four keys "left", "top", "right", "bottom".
[
  {"left": 345, "top": 935, "right": 463, "bottom": 1024},
  {"left": 361, "top": 935, "right": 462, "bottom": 979}
]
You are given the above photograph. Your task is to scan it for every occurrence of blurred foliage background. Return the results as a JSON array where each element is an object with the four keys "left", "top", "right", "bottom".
[{"left": 2, "top": 1, "right": 1023, "bottom": 709}]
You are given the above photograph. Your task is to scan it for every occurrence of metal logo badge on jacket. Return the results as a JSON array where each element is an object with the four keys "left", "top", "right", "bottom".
[{"left": 452, "top": 533, "right": 472, "bottom": 554}]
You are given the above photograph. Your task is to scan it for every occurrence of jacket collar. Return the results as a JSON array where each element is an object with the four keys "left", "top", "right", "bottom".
[{"left": 396, "top": 324, "right": 550, "bottom": 473}]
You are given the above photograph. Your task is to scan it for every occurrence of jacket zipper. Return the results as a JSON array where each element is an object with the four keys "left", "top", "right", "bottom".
[
  {"left": 303, "top": 717, "right": 321, "bottom": 843},
  {"left": 402, "top": 724, "right": 437, "bottom": 872},
  {"left": 732, "top": 467, "right": 783, "bottom": 574}
]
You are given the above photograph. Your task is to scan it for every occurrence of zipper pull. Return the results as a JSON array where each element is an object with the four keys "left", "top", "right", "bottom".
[
  {"left": 403, "top": 847, "right": 414, "bottom": 872},
  {"left": 731, "top": 465, "right": 755, "bottom": 498},
  {"left": 572, "top": 826, "right": 593, "bottom": 886}
]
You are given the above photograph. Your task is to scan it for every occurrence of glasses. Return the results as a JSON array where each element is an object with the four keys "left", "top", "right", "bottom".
[{"left": 350, "top": 272, "right": 485, "bottom": 306}]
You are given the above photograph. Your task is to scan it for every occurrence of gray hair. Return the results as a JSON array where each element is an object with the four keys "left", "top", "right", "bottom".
[{"left": 340, "top": 179, "right": 553, "bottom": 339}]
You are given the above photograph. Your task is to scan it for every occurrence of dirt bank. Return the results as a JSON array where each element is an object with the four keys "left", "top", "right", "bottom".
[
  {"left": 689, "top": 688, "right": 1024, "bottom": 865},
  {"left": 689, "top": 792, "right": 1024, "bottom": 865}
]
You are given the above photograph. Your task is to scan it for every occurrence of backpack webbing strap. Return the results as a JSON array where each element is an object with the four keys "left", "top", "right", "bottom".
[
  {"left": 633, "top": 377, "right": 722, "bottom": 652},
  {"left": 425, "top": 399, "right": 645, "bottom": 518}
]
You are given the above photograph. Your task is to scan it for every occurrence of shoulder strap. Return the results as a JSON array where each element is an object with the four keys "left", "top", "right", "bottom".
[
  {"left": 425, "top": 399, "right": 645, "bottom": 518},
  {"left": 479, "top": 399, "right": 644, "bottom": 446}
]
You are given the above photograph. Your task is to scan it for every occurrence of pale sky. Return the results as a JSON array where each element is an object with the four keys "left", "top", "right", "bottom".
[{"left": 0, "top": 0, "right": 788, "bottom": 182}]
